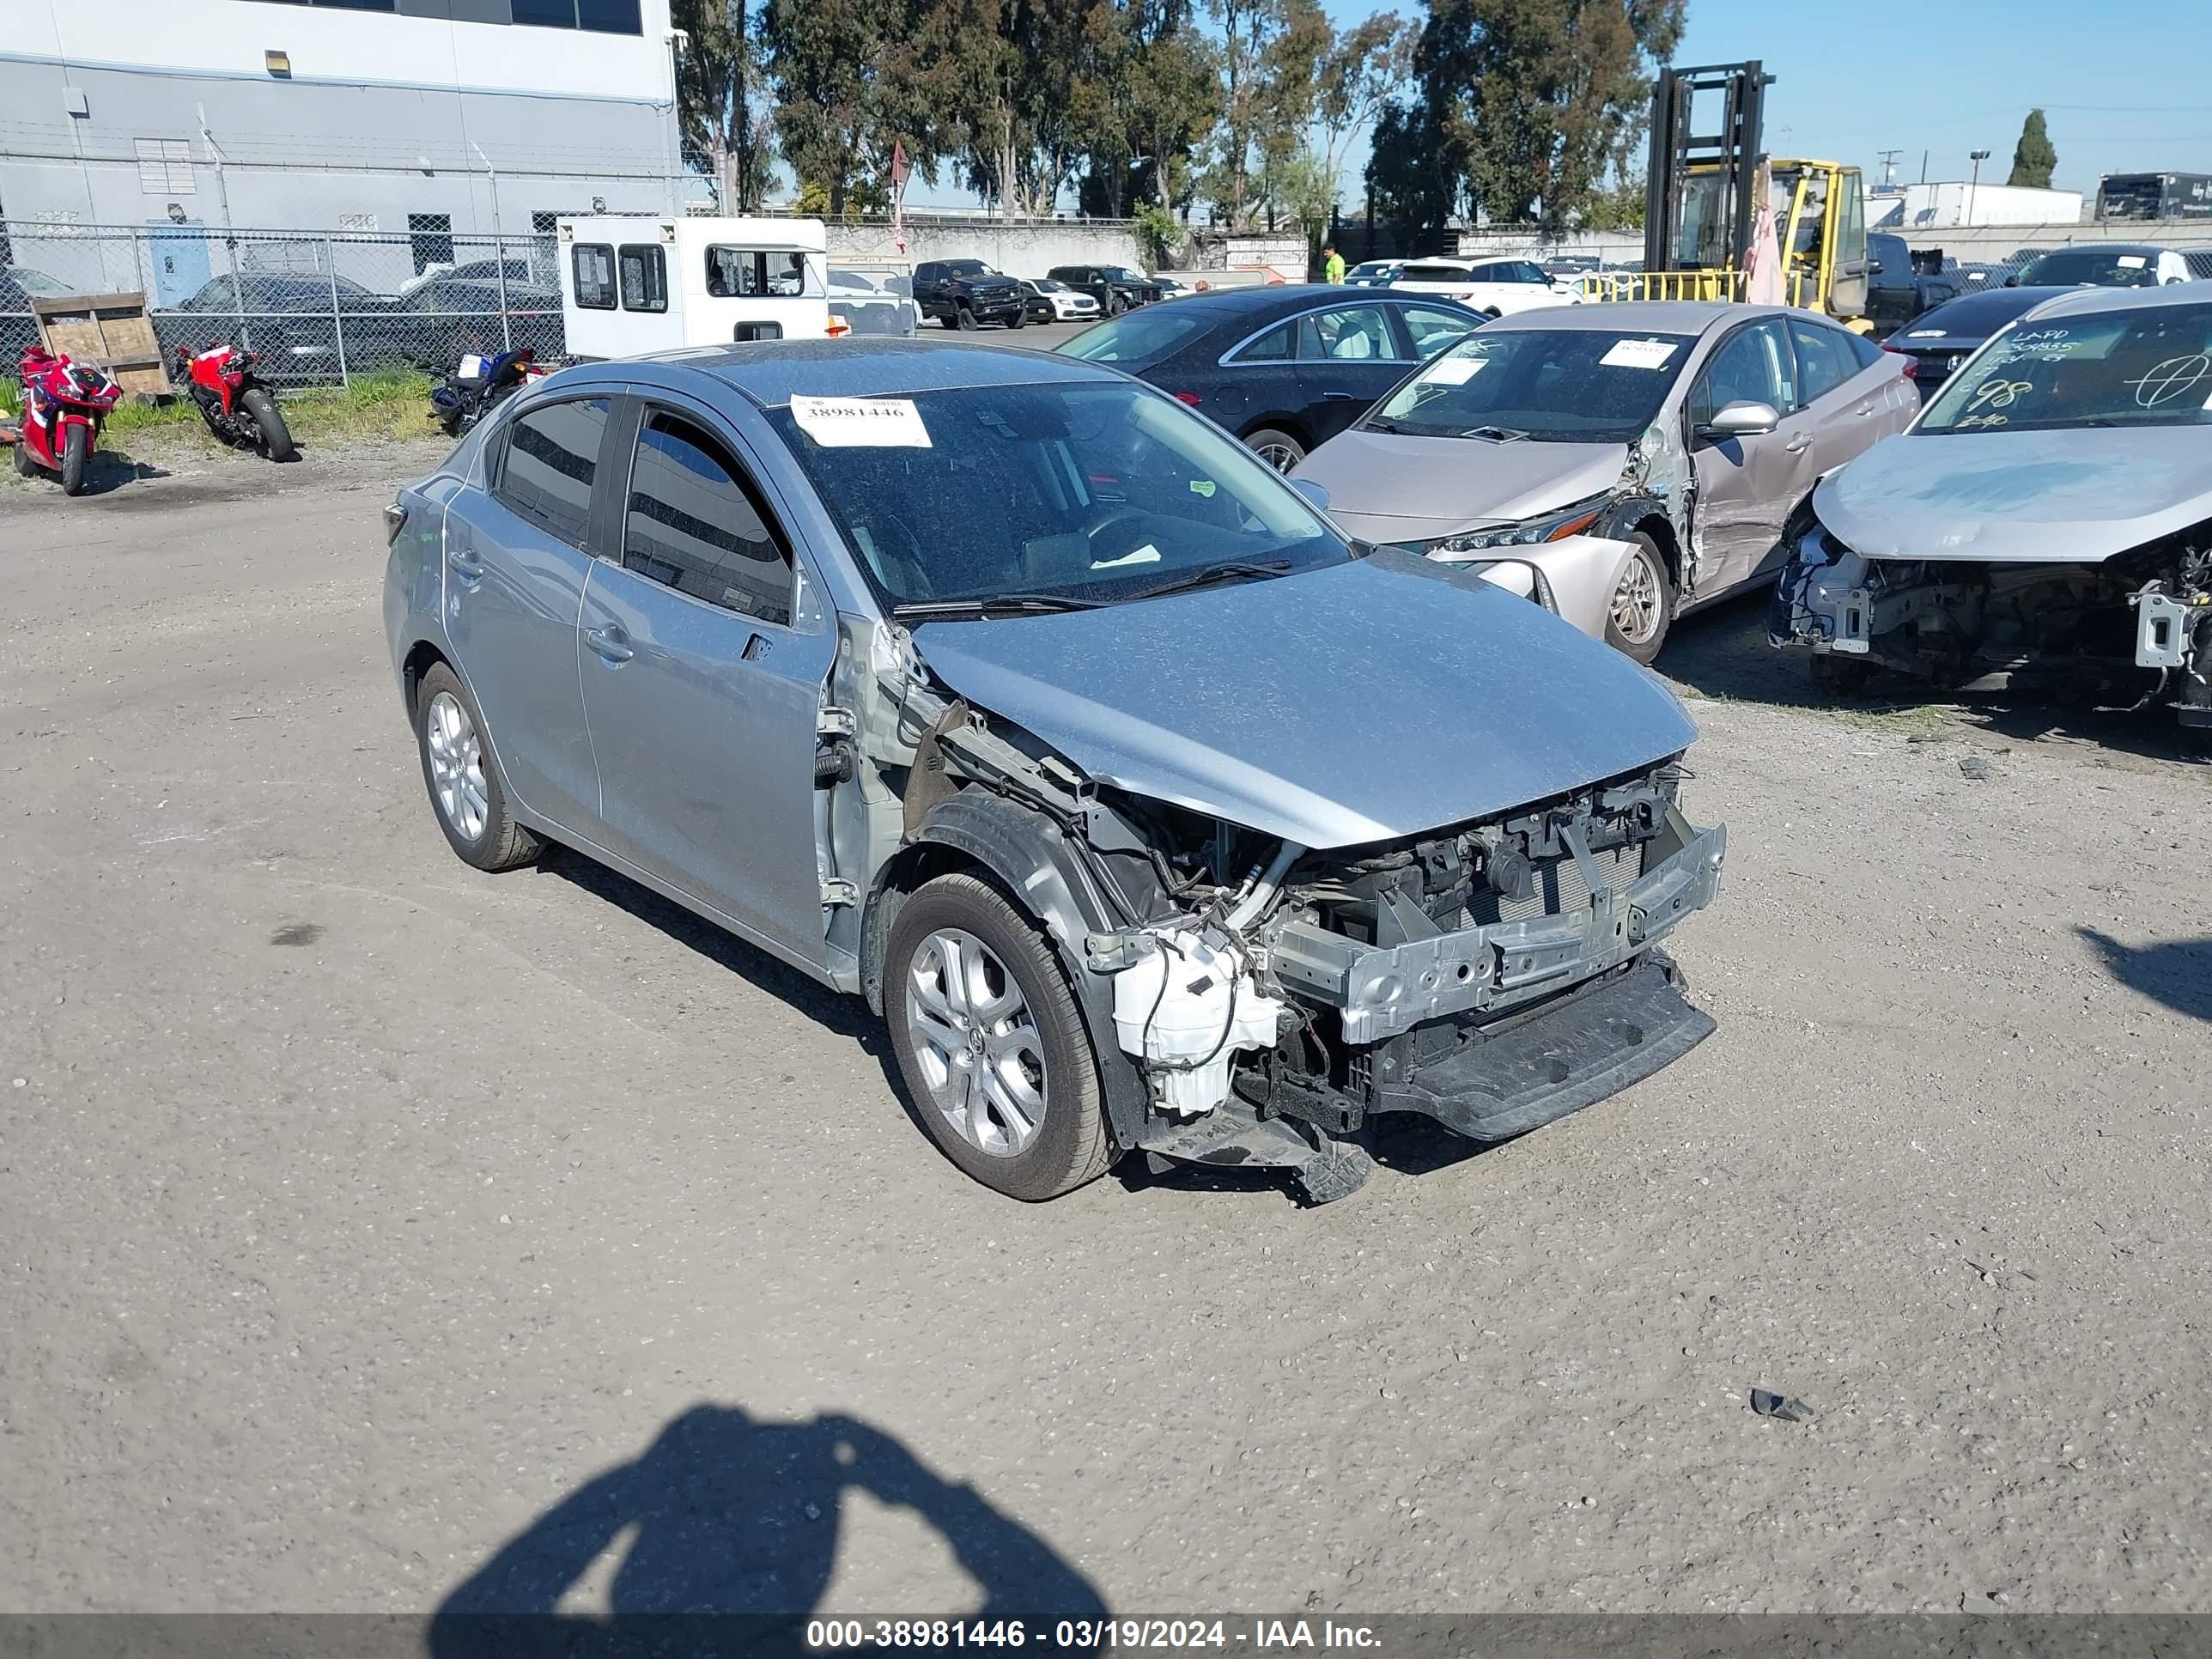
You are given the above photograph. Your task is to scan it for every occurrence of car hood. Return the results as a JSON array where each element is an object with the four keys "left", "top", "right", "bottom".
[
  {"left": 1296, "top": 430, "right": 1630, "bottom": 545},
  {"left": 908, "top": 549, "right": 1697, "bottom": 848},
  {"left": 1815, "top": 426, "right": 2212, "bottom": 563}
]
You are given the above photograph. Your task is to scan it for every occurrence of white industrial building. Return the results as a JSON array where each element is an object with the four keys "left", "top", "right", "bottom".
[{"left": 2, "top": 0, "right": 682, "bottom": 301}]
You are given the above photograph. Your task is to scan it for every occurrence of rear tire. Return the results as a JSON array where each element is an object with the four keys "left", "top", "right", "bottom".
[
  {"left": 12, "top": 434, "right": 34, "bottom": 477},
  {"left": 1244, "top": 427, "right": 1306, "bottom": 473},
  {"left": 242, "top": 388, "right": 295, "bottom": 462},
  {"left": 884, "top": 873, "right": 1115, "bottom": 1201},
  {"left": 1602, "top": 532, "right": 1676, "bottom": 665},
  {"left": 413, "top": 662, "right": 541, "bottom": 872},
  {"left": 60, "top": 424, "right": 88, "bottom": 496}
]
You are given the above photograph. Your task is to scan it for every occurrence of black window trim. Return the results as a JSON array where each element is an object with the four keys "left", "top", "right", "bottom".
[
  {"left": 595, "top": 393, "right": 808, "bottom": 635},
  {"left": 571, "top": 242, "right": 617, "bottom": 310},
  {"left": 487, "top": 390, "right": 623, "bottom": 554}
]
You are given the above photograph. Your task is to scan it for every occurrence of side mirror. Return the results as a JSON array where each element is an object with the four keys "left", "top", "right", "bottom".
[
  {"left": 1698, "top": 400, "right": 1780, "bottom": 441},
  {"left": 1869, "top": 259, "right": 1884, "bottom": 275},
  {"left": 2003, "top": 273, "right": 2019, "bottom": 287},
  {"left": 1290, "top": 477, "right": 1330, "bottom": 514}
]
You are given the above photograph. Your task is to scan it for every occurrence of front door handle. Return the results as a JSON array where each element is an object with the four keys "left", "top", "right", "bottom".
[
  {"left": 1784, "top": 434, "right": 1814, "bottom": 454},
  {"left": 584, "top": 623, "right": 634, "bottom": 665},
  {"left": 1322, "top": 389, "right": 1357, "bottom": 401}
]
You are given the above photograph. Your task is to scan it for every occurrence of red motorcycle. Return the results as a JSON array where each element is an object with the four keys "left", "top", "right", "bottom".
[
  {"left": 13, "top": 346, "right": 122, "bottom": 496},
  {"left": 173, "top": 341, "right": 295, "bottom": 461}
]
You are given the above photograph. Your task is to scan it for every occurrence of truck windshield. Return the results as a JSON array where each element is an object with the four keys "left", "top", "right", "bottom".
[
  {"left": 766, "top": 381, "right": 1347, "bottom": 611},
  {"left": 1919, "top": 301, "right": 2212, "bottom": 433},
  {"left": 1365, "top": 328, "right": 1695, "bottom": 442}
]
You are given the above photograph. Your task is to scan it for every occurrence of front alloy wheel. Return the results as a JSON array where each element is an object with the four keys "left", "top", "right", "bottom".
[
  {"left": 1603, "top": 534, "right": 1675, "bottom": 665},
  {"left": 904, "top": 928, "right": 1047, "bottom": 1158}
]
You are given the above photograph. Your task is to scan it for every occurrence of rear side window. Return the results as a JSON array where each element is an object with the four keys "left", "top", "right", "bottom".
[
  {"left": 619, "top": 244, "right": 667, "bottom": 313},
  {"left": 622, "top": 410, "right": 793, "bottom": 626},
  {"left": 572, "top": 244, "right": 616, "bottom": 309},
  {"left": 1789, "top": 319, "right": 1859, "bottom": 402},
  {"left": 1234, "top": 321, "right": 1296, "bottom": 362},
  {"left": 495, "top": 398, "right": 610, "bottom": 547},
  {"left": 1845, "top": 330, "right": 1885, "bottom": 370},
  {"left": 1396, "top": 303, "right": 1480, "bottom": 357}
]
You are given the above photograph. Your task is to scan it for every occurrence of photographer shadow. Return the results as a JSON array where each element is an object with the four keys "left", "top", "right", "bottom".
[{"left": 428, "top": 1404, "right": 1106, "bottom": 1659}]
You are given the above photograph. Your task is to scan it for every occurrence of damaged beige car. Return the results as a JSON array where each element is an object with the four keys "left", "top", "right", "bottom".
[{"left": 1293, "top": 301, "right": 1916, "bottom": 661}]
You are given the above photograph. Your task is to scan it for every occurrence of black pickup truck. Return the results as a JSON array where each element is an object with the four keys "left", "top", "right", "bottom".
[
  {"left": 1865, "top": 232, "right": 1963, "bottom": 337},
  {"left": 912, "top": 258, "right": 1027, "bottom": 330}
]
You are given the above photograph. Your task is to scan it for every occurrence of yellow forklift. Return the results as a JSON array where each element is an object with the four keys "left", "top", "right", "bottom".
[{"left": 1584, "top": 62, "right": 1872, "bottom": 328}]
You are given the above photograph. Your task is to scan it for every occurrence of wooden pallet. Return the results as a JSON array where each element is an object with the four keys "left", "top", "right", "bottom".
[{"left": 33, "top": 291, "right": 173, "bottom": 398}]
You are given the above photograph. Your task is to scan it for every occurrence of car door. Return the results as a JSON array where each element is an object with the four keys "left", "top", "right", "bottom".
[
  {"left": 443, "top": 392, "right": 617, "bottom": 833},
  {"left": 1212, "top": 313, "right": 1306, "bottom": 447},
  {"left": 1786, "top": 316, "right": 1911, "bottom": 501},
  {"left": 1390, "top": 301, "right": 1484, "bottom": 360},
  {"left": 576, "top": 396, "right": 838, "bottom": 969},
  {"left": 1292, "top": 302, "right": 1409, "bottom": 443},
  {"left": 1686, "top": 318, "right": 1812, "bottom": 595}
]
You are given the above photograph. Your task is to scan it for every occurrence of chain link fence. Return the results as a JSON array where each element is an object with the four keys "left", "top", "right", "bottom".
[{"left": 2, "top": 222, "right": 564, "bottom": 389}]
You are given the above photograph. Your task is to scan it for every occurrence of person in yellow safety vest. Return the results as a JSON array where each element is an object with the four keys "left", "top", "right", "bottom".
[{"left": 1322, "top": 244, "right": 1346, "bottom": 284}]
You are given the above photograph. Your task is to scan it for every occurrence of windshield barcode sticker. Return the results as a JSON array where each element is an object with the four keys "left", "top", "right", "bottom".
[
  {"left": 1427, "top": 356, "right": 1486, "bottom": 385},
  {"left": 1600, "top": 339, "right": 1679, "bottom": 370},
  {"left": 790, "top": 393, "right": 933, "bottom": 447}
]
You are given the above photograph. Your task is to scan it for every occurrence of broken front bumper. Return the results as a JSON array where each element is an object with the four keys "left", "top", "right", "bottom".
[{"left": 1267, "top": 810, "right": 1726, "bottom": 1044}]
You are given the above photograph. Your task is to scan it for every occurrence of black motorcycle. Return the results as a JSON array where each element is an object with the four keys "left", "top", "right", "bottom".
[{"left": 429, "top": 346, "right": 545, "bottom": 438}]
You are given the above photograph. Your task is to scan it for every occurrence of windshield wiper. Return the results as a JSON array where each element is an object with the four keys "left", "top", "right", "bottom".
[
  {"left": 890, "top": 593, "right": 1105, "bottom": 619},
  {"left": 1127, "top": 559, "right": 1295, "bottom": 601},
  {"left": 1462, "top": 424, "right": 1532, "bottom": 442}
]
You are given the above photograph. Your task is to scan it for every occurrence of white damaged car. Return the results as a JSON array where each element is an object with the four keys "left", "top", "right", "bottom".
[{"left": 1772, "top": 284, "right": 2212, "bottom": 739}]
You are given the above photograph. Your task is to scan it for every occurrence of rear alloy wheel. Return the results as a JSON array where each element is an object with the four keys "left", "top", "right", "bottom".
[
  {"left": 413, "top": 662, "right": 540, "bottom": 872},
  {"left": 884, "top": 873, "right": 1114, "bottom": 1201},
  {"left": 1244, "top": 427, "right": 1306, "bottom": 473},
  {"left": 1603, "top": 532, "right": 1676, "bottom": 664}
]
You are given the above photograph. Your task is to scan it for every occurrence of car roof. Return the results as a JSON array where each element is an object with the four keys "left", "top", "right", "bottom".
[
  {"left": 1120, "top": 284, "right": 1444, "bottom": 325},
  {"left": 639, "top": 338, "right": 1121, "bottom": 407},
  {"left": 2026, "top": 242, "right": 2173, "bottom": 258},
  {"left": 1906, "top": 286, "right": 2075, "bottom": 336},
  {"left": 1484, "top": 300, "right": 1789, "bottom": 334},
  {"left": 2021, "top": 282, "right": 2211, "bottom": 322}
]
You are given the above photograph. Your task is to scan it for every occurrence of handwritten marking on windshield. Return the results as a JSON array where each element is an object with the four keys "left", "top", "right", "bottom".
[
  {"left": 2126, "top": 355, "right": 2212, "bottom": 408},
  {"left": 1956, "top": 413, "right": 2010, "bottom": 428},
  {"left": 1967, "top": 379, "right": 2034, "bottom": 411}
]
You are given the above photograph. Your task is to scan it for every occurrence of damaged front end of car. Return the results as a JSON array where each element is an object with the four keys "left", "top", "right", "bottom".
[
  {"left": 828, "top": 607, "right": 1726, "bottom": 1204},
  {"left": 1772, "top": 511, "right": 2212, "bottom": 732}
]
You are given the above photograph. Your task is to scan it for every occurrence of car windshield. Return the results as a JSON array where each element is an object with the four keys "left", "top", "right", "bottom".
[
  {"left": 1918, "top": 300, "right": 2212, "bottom": 434},
  {"left": 1366, "top": 328, "right": 1695, "bottom": 442},
  {"left": 1057, "top": 307, "right": 1210, "bottom": 365},
  {"left": 766, "top": 381, "right": 1349, "bottom": 611},
  {"left": 2016, "top": 248, "right": 2164, "bottom": 288},
  {"left": 950, "top": 260, "right": 1000, "bottom": 277}
]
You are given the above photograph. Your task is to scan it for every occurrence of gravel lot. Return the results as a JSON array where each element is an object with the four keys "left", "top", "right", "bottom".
[{"left": 3, "top": 429, "right": 2211, "bottom": 1625}]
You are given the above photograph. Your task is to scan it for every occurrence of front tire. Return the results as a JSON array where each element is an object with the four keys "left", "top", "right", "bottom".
[
  {"left": 242, "top": 387, "right": 295, "bottom": 462},
  {"left": 1007, "top": 308, "right": 1026, "bottom": 330},
  {"left": 955, "top": 306, "right": 978, "bottom": 331},
  {"left": 1107, "top": 292, "right": 1126, "bottom": 317},
  {"left": 60, "top": 424, "right": 88, "bottom": 496},
  {"left": 1244, "top": 426, "right": 1306, "bottom": 473},
  {"left": 1603, "top": 532, "right": 1676, "bottom": 664},
  {"left": 413, "top": 662, "right": 540, "bottom": 872},
  {"left": 884, "top": 873, "right": 1115, "bottom": 1201}
]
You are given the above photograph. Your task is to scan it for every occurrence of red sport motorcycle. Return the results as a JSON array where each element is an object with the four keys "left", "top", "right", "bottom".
[
  {"left": 13, "top": 346, "right": 122, "bottom": 496},
  {"left": 173, "top": 341, "right": 296, "bottom": 461}
]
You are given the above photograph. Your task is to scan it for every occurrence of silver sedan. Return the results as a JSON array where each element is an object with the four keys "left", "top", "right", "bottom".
[{"left": 1291, "top": 301, "right": 1917, "bottom": 661}]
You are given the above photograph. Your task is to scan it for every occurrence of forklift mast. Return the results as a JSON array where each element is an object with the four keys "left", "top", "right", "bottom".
[{"left": 1644, "top": 61, "right": 1771, "bottom": 276}]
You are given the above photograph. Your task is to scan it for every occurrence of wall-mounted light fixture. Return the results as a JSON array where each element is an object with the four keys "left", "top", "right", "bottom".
[{"left": 265, "top": 50, "right": 291, "bottom": 77}]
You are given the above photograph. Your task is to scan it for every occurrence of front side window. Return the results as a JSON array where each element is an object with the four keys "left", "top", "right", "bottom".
[
  {"left": 1370, "top": 327, "right": 1696, "bottom": 442},
  {"left": 1690, "top": 320, "right": 1798, "bottom": 423},
  {"left": 572, "top": 244, "right": 616, "bottom": 309},
  {"left": 623, "top": 412, "right": 793, "bottom": 626},
  {"left": 619, "top": 244, "right": 667, "bottom": 313},
  {"left": 494, "top": 398, "right": 609, "bottom": 547},
  {"left": 1919, "top": 301, "right": 2212, "bottom": 434},
  {"left": 767, "top": 382, "right": 1346, "bottom": 612}
]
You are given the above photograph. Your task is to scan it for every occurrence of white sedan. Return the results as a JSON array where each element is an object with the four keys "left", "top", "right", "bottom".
[
  {"left": 1028, "top": 277, "right": 1102, "bottom": 322},
  {"left": 1389, "top": 258, "right": 1581, "bottom": 319}
]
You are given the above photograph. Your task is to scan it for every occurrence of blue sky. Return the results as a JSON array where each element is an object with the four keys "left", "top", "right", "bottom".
[{"left": 1322, "top": 0, "right": 2212, "bottom": 200}]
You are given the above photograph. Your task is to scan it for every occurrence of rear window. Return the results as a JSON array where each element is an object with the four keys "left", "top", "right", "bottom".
[
  {"left": 572, "top": 244, "right": 616, "bottom": 309},
  {"left": 1401, "top": 264, "right": 1472, "bottom": 283},
  {"left": 619, "top": 244, "right": 667, "bottom": 313},
  {"left": 1057, "top": 307, "right": 1210, "bottom": 366}
]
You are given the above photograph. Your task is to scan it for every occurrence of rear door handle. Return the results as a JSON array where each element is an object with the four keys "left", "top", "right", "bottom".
[
  {"left": 450, "top": 546, "right": 483, "bottom": 586},
  {"left": 584, "top": 623, "right": 634, "bottom": 665}
]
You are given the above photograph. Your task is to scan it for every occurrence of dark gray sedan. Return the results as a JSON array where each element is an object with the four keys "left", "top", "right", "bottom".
[{"left": 383, "top": 342, "right": 1725, "bottom": 1204}]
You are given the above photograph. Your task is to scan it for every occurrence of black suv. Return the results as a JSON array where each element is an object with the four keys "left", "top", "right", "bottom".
[
  {"left": 1046, "top": 263, "right": 1163, "bottom": 317},
  {"left": 912, "top": 259, "right": 1027, "bottom": 330},
  {"left": 1865, "top": 233, "right": 1962, "bottom": 337}
]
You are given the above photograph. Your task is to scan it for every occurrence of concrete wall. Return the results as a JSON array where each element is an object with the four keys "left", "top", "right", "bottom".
[
  {"left": 0, "top": 0, "right": 678, "bottom": 239},
  {"left": 823, "top": 220, "right": 1142, "bottom": 282}
]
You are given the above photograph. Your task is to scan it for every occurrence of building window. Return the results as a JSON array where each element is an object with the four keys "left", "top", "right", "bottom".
[
  {"left": 409, "top": 213, "right": 454, "bottom": 275},
  {"left": 136, "top": 139, "right": 195, "bottom": 196},
  {"left": 618, "top": 244, "right": 667, "bottom": 313},
  {"left": 513, "top": 0, "right": 643, "bottom": 32},
  {"left": 243, "top": 0, "right": 400, "bottom": 9}
]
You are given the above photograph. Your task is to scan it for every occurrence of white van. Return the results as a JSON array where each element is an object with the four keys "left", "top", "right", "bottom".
[{"left": 557, "top": 216, "right": 837, "bottom": 359}]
